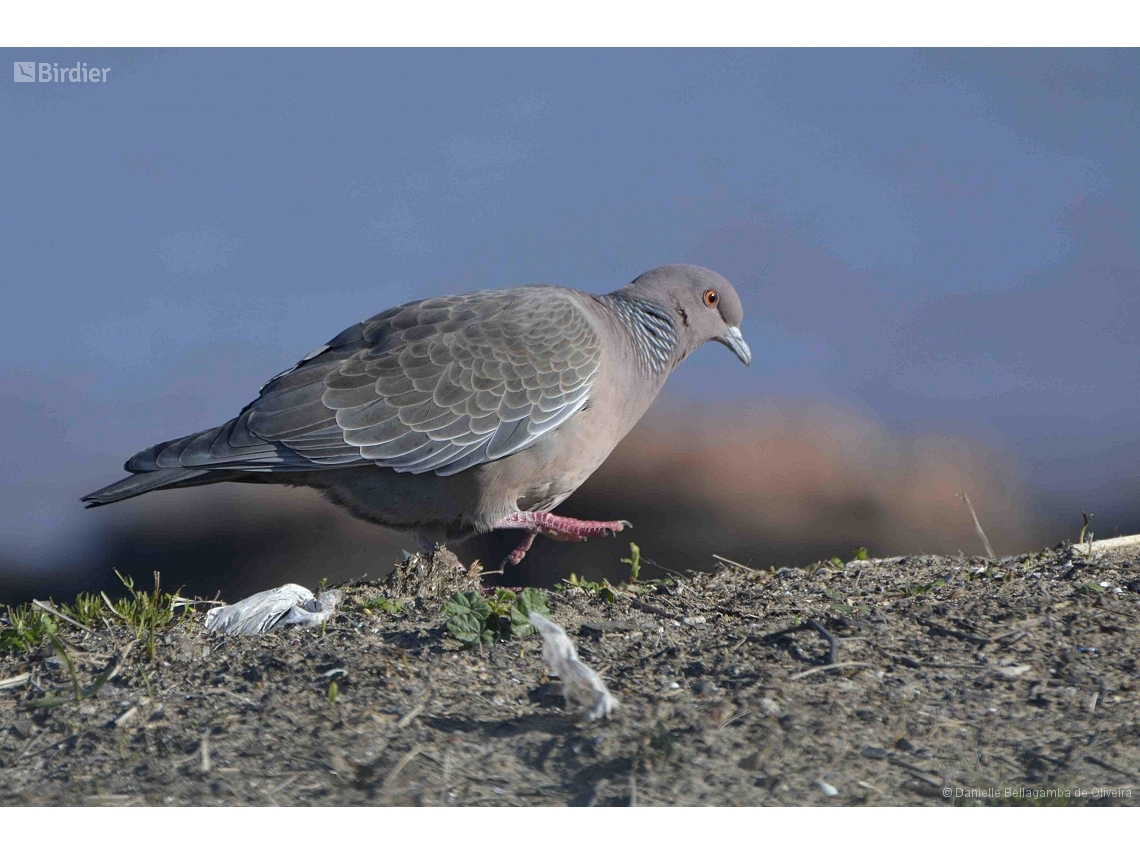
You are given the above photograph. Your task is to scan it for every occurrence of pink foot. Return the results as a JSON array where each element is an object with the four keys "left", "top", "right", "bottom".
[{"left": 495, "top": 511, "right": 632, "bottom": 549}]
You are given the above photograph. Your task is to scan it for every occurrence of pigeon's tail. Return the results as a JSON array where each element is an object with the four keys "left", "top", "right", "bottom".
[
  {"left": 82, "top": 412, "right": 294, "bottom": 508},
  {"left": 82, "top": 469, "right": 231, "bottom": 507}
]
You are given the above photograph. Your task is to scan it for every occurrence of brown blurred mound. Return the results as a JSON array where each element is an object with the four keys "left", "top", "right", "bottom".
[
  {"left": 11, "top": 401, "right": 1048, "bottom": 601},
  {"left": 495, "top": 401, "right": 1045, "bottom": 586}
]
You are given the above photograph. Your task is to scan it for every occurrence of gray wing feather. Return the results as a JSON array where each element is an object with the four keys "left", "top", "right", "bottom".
[
  {"left": 126, "top": 288, "right": 601, "bottom": 478},
  {"left": 215, "top": 287, "right": 603, "bottom": 477}
]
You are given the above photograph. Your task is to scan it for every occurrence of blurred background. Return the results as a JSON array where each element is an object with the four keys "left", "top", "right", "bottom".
[{"left": 1, "top": 49, "right": 1137, "bottom": 602}]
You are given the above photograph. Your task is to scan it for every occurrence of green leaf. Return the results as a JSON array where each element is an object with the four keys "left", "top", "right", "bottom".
[
  {"left": 488, "top": 588, "right": 516, "bottom": 617},
  {"left": 445, "top": 591, "right": 497, "bottom": 645},
  {"left": 446, "top": 612, "right": 488, "bottom": 644},
  {"left": 852, "top": 547, "right": 869, "bottom": 561},
  {"left": 509, "top": 589, "right": 551, "bottom": 637},
  {"left": 445, "top": 591, "right": 492, "bottom": 621}
]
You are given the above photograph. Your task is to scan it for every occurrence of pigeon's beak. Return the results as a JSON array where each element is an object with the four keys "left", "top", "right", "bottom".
[{"left": 719, "top": 325, "right": 752, "bottom": 366}]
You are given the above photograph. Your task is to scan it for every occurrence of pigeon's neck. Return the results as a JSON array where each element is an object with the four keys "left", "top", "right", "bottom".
[{"left": 598, "top": 293, "right": 679, "bottom": 377}]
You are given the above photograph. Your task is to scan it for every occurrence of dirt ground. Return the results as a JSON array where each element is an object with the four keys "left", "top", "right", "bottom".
[{"left": 3, "top": 540, "right": 1139, "bottom": 806}]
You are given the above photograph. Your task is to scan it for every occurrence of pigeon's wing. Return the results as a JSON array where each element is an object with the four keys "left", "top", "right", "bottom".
[{"left": 235, "top": 287, "right": 602, "bottom": 476}]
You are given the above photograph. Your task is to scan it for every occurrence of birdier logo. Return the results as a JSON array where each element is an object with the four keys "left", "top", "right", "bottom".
[{"left": 13, "top": 61, "right": 110, "bottom": 83}]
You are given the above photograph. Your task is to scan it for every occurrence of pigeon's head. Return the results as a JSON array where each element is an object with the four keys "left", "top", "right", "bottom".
[{"left": 623, "top": 264, "right": 751, "bottom": 366}]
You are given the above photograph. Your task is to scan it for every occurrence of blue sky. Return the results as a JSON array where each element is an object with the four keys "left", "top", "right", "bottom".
[{"left": 2, "top": 48, "right": 1138, "bottom": 578}]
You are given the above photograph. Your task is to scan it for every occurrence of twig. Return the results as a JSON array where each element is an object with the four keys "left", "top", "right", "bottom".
[
  {"left": 383, "top": 743, "right": 423, "bottom": 790},
  {"left": 32, "top": 600, "right": 91, "bottom": 632},
  {"left": 887, "top": 756, "right": 942, "bottom": 788},
  {"left": 713, "top": 554, "right": 755, "bottom": 573},
  {"left": 265, "top": 773, "right": 300, "bottom": 795},
  {"left": 629, "top": 598, "right": 675, "bottom": 620},
  {"left": 205, "top": 687, "right": 261, "bottom": 709},
  {"left": 200, "top": 731, "right": 211, "bottom": 774},
  {"left": 788, "top": 661, "right": 873, "bottom": 680},
  {"left": 759, "top": 618, "right": 839, "bottom": 665},
  {"left": 958, "top": 492, "right": 996, "bottom": 560},
  {"left": 439, "top": 746, "right": 454, "bottom": 805},
  {"left": 989, "top": 617, "right": 1047, "bottom": 642},
  {"left": 1085, "top": 754, "right": 1131, "bottom": 778},
  {"left": 396, "top": 701, "right": 425, "bottom": 729},
  {"left": 0, "top": 673, "right": 31, "bottom": 690}
]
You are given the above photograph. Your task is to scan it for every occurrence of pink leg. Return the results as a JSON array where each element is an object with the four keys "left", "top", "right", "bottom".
[
  {"left": 495, "top": 511, "right": 632, "bottom": 546},
  {"left": 506, "top": 531, "right": 538, "bottom": 566}
]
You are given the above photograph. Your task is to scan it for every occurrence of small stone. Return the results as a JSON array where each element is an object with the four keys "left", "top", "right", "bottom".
[
  {"left": 859, "top": 745, "right": 887, "bottom": 760},
  {"left": 682, "top": 616, "right": 706, "bottom": 626},
  {"left": 738, "top": 751, "right": 763, "bottom": 772},
  {"left": 994, "top": 664, "right": 1032, "bottom": 679},
  {"left": 11, "top": 719, "right": 34, "bottom": 740},
  {"left": 817, "top": 781, "right": 839, "bottom": 797},
  {"left": 894, "top": 737, "right": 916, "bottom": 753},
  {"left": 758, "top": 697, "right": 780, "bottom": 717}
]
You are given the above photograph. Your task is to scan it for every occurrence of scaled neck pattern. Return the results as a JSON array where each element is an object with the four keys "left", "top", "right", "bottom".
[{"left": 600, "top": 294, "right": 678, "bottom": 376}]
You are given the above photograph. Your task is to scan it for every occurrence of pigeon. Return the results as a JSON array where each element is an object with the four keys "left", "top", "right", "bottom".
[{"left": 83, "top": 264, "right": 751, "bottom": 566}]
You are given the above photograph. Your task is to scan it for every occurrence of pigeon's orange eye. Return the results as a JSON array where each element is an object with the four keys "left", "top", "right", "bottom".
[{"left": 703, "top": 289, "right": 719, "bottom": 308}]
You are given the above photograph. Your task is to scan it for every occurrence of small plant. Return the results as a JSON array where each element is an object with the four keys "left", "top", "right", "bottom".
[
  {"left": 892, "top": 580, "right": 944, "bottom": 599},
  {"left": 102, "top": 571, "right": 185, "bottom": 660},
  {"left": 621, "top": 542, "right": 642, "bottom": 583},
  {"left": 1077, "top": 512, "right": 1094, "bottom": 550},
  {"left": 62, "top": 592, "right": 106, "bottom": 628},
  {"left": 852, "top": 547, "right": 869, "bottom": 561},
  {"left": 822, "top": 588, "right": 869, "bottom": 615},
  {"left": 444, "top": 588, "right": 551, "bottom": 646},
  {"left": 0, "top": 603, "right": 53, "bottom": 655},
  {"left": 556, "top": 573, "right": 615, "bottom": 601},
  {"left": 360, "top": 596, "right": 404, "bottom": 615},
  {"left": 557, "top": 543, "right": 668, "bottom": 599}
]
